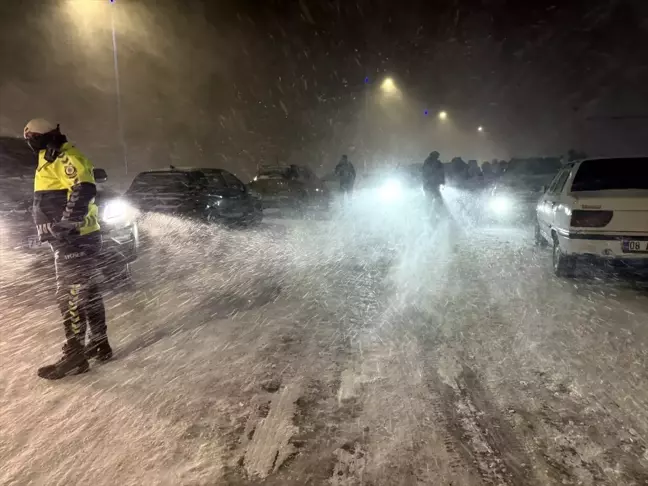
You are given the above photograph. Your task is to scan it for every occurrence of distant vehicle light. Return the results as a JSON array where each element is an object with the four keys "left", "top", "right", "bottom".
[
  {"left": 489, "top": 195, "right": 513, "bottom": 215},
  {"left": 380, "top": 179, "right": 403, "bottom": 200}
]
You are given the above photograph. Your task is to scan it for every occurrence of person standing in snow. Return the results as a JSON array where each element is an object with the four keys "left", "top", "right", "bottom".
[
  {"left": 422, "top": 151, "right": 445, "bottom": 198},
  {"left": 24, "top": 119, "right": 111, "bottom": 380},
  {"left": 334, "top": 155, "right": 356, "bottom": 201}
]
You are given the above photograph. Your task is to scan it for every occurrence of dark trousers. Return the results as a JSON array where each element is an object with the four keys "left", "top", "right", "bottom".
[
  {"left": 423, "top": 183, "right": 450, "bottom": 218},
  {"left": 340, "top": 180, "right": 354, "bottom": 199},
  {"left": 50, "top": 232, "right": 106, "bottom": 346}
]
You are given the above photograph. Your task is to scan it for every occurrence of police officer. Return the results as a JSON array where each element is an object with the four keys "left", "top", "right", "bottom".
[{"left": 24, "top": 119, "right": 111, "bottom": 380}]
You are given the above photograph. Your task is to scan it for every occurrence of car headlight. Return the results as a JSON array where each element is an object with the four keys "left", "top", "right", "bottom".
[
  {"left": 102, "top": 199, "right": 133, "bottom": 224},
  {"left": 489, "top": 195, "right": 514, "bottom": 215},
  {"left": 380, "top": 179, "right": 403, "bottom": 200}
]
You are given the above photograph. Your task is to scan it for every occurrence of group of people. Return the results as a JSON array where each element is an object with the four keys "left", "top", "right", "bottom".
[
  {"left": 333, "top": 151, "right": 505, "bottom": 199},
  {"left": 333, "top": 151, "right": 447, "bottom": 199}
]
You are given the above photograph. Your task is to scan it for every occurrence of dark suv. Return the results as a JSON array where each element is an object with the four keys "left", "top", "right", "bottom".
[
  {"left": 126, "top": 167, "right": 262, "bottom": 225},
  {"left": 247, "top": 164, "right": 330, "bottom": 211},
  {"left": 0, "top": 136, "right": 138, "bottom": 283}
]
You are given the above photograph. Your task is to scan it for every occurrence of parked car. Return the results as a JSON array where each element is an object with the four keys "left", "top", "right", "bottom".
[
  {"left": 126, "top": 166, "right": 262, "bottom": 225},
  {"left": 487, "top": 157, "right": 563, "bottom": 222},
  {"left": 536, "top": 157, "right": 648, "bottom": 276},
  {"left": 247, "top": 164, "right": 329, "bottom": 212},
  {"left": 0, "top": 136, "right": 138, "bottom": 283}
]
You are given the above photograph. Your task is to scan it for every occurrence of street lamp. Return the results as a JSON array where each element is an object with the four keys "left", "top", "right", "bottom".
[
  {"left": 64, "top": 0, "right": 128, "bottom": 175},
  {"left": 438, "top": 110, "right": 448, "bottom": 121},
  {"left": 109, "top": 1, "right": 128, "bottom": 175},
  {"left": 380, "top": 77, "right": 397, "bottom": 94},
  {"left": 477, "top": 125, "right": 484, "bottom": 132}
]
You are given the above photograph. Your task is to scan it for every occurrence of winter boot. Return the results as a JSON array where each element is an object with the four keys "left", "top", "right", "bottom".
[
  {"left": 37, "top": 342, "right": 89, "bottom": 380},
  {"left": 85, "top": 338, "right": 113, "bottom": 362}
]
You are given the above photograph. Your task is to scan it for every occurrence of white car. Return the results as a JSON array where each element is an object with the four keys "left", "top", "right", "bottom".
[{"left": 536, "top": 157, "right": 648, "bottom": 277}]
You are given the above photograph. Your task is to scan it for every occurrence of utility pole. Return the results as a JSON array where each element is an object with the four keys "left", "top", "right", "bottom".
[{"left": 110, "top": 0, "right": 128, "bottom": 175}]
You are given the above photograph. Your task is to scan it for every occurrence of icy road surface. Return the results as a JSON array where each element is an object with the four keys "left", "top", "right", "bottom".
[{"left": 2, "top": 206, "right": 648, "bottom": 485}]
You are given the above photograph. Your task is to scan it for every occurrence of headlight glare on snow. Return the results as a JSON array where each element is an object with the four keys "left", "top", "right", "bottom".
[
  {"left": 102, "top": 198, "right": 132, "bottom": 224},
  {"left": 489, "top": 195, "right": 513, "bottom": 215},
  {"left": 380, "top": 179, "right": 403, "bottom": 201}
]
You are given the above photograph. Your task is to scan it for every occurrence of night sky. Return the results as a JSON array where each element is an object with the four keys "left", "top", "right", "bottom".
[{"left": 1, "top": 0, "right": 647, "bottom": 183}]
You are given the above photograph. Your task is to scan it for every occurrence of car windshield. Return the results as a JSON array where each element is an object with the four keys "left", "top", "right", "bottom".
[
  {"left": 94, "top": 187, "right": 121, "bottom": 206},
  {"left": 200, "top": 170, "right": 228, "bottom": 188},
  {"left": 257, "top": 166, "right": 292, "bottom": 179},
  {"left": 571, "top": 158, "right": 648, "bottom": 191},
  {"left": 128, "top": 172, "right": 196, "bottom": 193}
]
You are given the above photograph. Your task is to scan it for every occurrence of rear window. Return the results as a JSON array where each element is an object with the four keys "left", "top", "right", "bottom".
[
  {"left": 201, "top": 170, "right": 227, "bottom": 189},
  {"left": 128, "top": 172, "right": 198, "bottom": 193},
  {"left": 258, "top": 169, "right": 289, "bottom": 179},
  {"left": 571, "top": 158, "right": 648, "bottom": 192},
  {"left": 257, "top": 166, "right": 299, "bottom": 180}
]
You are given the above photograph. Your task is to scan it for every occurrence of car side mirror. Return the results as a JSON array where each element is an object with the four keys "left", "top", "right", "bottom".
[{"left": 94, "top": 168, "right": 108, "bottom": 183}]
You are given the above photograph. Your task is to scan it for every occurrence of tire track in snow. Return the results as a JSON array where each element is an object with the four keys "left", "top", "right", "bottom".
[
  {"left": 221, "top": 242, "right": 395, "bottom": 484},
  {"left": 242, "top": 381, "right": 302, "bottom": 479}
]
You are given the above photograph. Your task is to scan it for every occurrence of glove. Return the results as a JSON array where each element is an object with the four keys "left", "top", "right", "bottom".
[{"left": 50, "top": 220, "right": 80, "bottom": 240}]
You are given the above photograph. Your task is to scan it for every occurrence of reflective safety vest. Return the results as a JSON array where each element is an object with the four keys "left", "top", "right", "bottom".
[{"left": 33, "top": 142, "right": 100, "bottom": 240}]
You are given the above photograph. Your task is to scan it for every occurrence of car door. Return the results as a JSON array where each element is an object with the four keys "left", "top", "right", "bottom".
[
  {"left": 537, "top": 170, "right": 563, "bottom": 234},
  {"left": 541, "top": 167, "right": 571, "bottom": 235},
  {"left": 551, "top": 163, "right": 576, "bottom": 235},
  {"left": 220, "top": 170, "right": 252, "bottom": 214}
]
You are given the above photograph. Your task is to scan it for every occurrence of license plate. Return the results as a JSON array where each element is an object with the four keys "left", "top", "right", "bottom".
[{"left": 622, "top": 240, "right": 648, "bottom": 253}]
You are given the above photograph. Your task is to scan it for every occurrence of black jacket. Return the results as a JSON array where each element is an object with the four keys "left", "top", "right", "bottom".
[
  {"left": 422, "top": 157, "right": 445, "bottom": 187},
  {"left": 334, "top": 159, "right": 356, "bottom": 183}
]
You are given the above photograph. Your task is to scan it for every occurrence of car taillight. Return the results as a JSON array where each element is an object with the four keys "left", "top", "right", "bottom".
[{"left": 570, "top": 210, "right": 613, "bottom": 228}]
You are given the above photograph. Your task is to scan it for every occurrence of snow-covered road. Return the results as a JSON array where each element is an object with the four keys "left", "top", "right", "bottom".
[{"left": 2, "top": 203, "right": 648, "bottom": 485}]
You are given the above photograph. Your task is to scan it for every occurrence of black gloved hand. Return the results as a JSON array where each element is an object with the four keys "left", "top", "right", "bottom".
[{"left": 50, "top": 220, "right": 80, "bottom": 240}]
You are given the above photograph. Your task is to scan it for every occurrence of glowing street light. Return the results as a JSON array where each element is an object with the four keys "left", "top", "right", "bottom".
[
  {"left": 477, "top": 125, "right": 484, "bottom": 132},
  {"left": 381, "top": 77, "right": 397, "bottom": 93},
  {"left": 438, "top": 110, "right": 448, "bottom": 121}
]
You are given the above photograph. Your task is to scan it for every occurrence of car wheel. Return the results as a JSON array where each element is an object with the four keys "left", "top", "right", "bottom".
[
  {"left": 552, "top": 235, "right": 575, "bottom": 277},
  {"left": 534, "top": 222, "right": 547, "bottom": 247}
]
